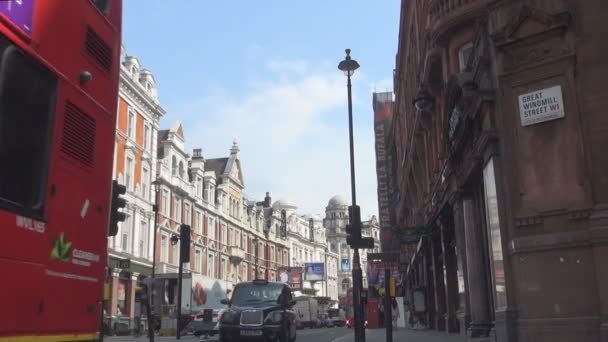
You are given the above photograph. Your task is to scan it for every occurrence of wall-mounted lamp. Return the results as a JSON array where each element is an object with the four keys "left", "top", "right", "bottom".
[{"left": 412, "top": 83, "right": 434, "bottom": 112}]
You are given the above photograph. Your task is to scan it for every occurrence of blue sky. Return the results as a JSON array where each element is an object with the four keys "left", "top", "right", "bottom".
[{"left": 122, "top": 0, "right": 400, "bottom": 219}]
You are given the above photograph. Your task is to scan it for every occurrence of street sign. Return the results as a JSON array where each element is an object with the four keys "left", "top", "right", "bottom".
[
  {"left": 367, "top": 252, "right": 399, "bottom": 262},
  {"left": 119, "top": 259, "right": 130, "bottom": 269}
]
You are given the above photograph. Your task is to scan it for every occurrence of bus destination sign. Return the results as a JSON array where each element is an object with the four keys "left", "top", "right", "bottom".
[{"left": 0, "top": 0, "right": 35, "bottom": 36}]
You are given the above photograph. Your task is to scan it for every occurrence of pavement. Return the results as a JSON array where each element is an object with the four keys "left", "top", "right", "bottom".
[
  {"left": 102, "top": 327, "right": 469, "bottom": 342},
  {"left": 103, "top": 327, "right": 352, "bottom": 342},
  {"left": 327, "top": 327, "right": 469, "bottom": 342}
]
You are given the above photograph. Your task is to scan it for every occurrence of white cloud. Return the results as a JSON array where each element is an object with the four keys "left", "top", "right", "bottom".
[
  {"left": 176, "top": 60, "right": 379, "bottom": 219},
  {"left": 369, "top": 77, "right": 394, "bottom": 95}
]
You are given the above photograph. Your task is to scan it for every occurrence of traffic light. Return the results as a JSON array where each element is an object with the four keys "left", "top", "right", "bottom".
[
  {"left": 180, "top": 224, "right": 191, "bottom": 263},
  {"left": 109, "top": 180, "right": 127, "bottom": 236},
  {"left": 346, "top": 205, "right": 375, "bottom": 249},
  {"left": 346, "top": 205, "right": 362, "bottom": 246}
]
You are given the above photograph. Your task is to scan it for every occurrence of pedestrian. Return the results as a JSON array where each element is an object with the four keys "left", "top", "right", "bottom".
[{"left": 391, "top": 298, "right": 400, "bottom": 329}]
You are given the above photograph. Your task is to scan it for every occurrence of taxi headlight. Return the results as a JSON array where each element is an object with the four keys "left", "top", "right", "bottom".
[{"left": 264, "top": 311, "right": 283, "bottom": 324}]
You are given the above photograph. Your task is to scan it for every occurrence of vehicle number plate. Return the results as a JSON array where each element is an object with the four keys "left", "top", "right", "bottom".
[{"left": 241, "top": 330, "right": 263, "bottom": 336}]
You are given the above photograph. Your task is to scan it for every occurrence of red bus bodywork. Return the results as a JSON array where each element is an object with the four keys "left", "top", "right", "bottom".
[
  {"left": 345, "top": 287, "right": 369, "bottom": 329},
  {"left": 0, "top": 1, "right": 121, "bottom": 340}
]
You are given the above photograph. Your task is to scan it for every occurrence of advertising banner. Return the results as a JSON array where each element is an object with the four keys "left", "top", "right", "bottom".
[
  {"left": 278, "top": 267, "right": 302, "bottom": 290},
  {"left": 341, "top": 259, "right": 350, "bottom": 272},
  {"left": 0, "top": 0, "right": 34, "bottom": 36},
  {"left": 367, "top": 260, "right": 400, "bottom": 290},
  {"left": 190, "top": 274, "right": 230, "bottom": 313},
  {"left": 304, "top": 262, "right": 324, "bottom": 281}
]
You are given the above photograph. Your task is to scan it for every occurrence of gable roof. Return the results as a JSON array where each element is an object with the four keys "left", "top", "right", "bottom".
[{"left": 205, "top": 158, "right": 229, "bottom": 181}]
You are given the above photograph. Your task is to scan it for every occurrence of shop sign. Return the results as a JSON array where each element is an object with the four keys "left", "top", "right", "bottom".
[{"left": 518, "top": 85, "right": 565, "bottom": 126}]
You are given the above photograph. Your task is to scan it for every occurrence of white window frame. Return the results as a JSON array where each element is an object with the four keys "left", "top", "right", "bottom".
[
  {"left": 125, "top": 155, "right": 134, "bottom": 191},
  {"left": 196, "top": 211, "right": 202, "bottom": 234},
  {"left": 207, "top": 253, "right": 214, "bottom": 278},
  {"left": 127, "top": 107, "right": 136, "bottom": 139},
  {"left": 143, "top": 123, "right": 151, "bottom": 151},
  {"left": 184, "top": 203, "right": 191, "bottom": 225},
  {"left": 208, "top": 218, "right": 215, "bottom": 240},
  {"left": 121, "top": 213, "right": 131, "bottom": 252},
  {"left": 195, "top": 248, "right": 202, "bottom": 273},
  {"left": 139, "top": 220, "right": 147, "bottom": 258},
  {"left": 162, "top": 190, "right": 169, "bottom": 216},
  {"left": 161, "top": 233, "right": 168, "bottom": 263},
  {"left": 142, "top": 166, "right": 149, "bottom": 200},
  {"left": 172, "top": 243, "right": 178, "bottom": 266},
  {"left": 221, "top": 224, "right": 228, "bottom": 244},
  {"left": 174, "top": 197, "right": 182, "bottom": 222}
]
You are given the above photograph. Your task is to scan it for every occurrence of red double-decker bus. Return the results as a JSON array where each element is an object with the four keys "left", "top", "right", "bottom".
[
  {"left": 345, "top": 287, "right": 368, "bottom": 329},
  {"left": 0, "top": 0, "right": 122, "bottom": 340}
]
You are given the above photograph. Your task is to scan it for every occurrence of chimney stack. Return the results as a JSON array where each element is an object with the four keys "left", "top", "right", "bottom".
[{"left": 264, "top": 192, "right": 271, "bottom": 208}]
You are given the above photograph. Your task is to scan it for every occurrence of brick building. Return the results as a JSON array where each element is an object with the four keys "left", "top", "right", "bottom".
[
  {"left": 388, "top": 1, "right": 608, "bottom": 341},
  {"left": 106, "top": 49, "right": 165, "bottom": 329},
  {"left": 153, "top": 126, "right": 291, "bottom": 312}
]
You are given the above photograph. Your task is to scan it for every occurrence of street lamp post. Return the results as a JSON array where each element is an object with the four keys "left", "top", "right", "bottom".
[
  {"left": 253, "top": 237, "right": 259, "bottom": 279},
  {"left": 324, "top": 247, "right": 328, "bottom": 298},
  {"left": 338, "top": 49, "right": 365, "bottom": 342},
  {"left": 148, "top": 175, "right": 160, "bottom": 342}
]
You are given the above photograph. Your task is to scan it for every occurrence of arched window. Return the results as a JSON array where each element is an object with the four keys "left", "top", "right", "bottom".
[
  {"left": 171, "top": 156, "right": 177, "bottom": 176},
  {"left": 342, "top": 278, "right": 351, "bottom": 292},
  {"left": 179, "top": 161, "right": 185, "bottom": 178}
]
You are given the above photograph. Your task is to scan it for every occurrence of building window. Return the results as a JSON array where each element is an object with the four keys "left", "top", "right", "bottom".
[
  {"left": 207, "top": 253, "right": 214, "bottom": 278},
  {"left": 196, "top": 211, "right": 202, "bottom": 234},
  {"left": 162, "top": 190, "right": 169, "bottom": 216},
  {"left": 208, "top": 218, "right": 215, "bottom": 240},
  {"left": 483, "top": 158, "right": 507, "bottom": 310},
  {"left": 178, "top": 161, "right": 185, "bottom": 178},
  {"left": 196, "top": 178, "right": 202, "bottom": 198},
  {"left": 458, "top": 42, "right": 473, "bottom": 72},
  {"left": 220, "top": 258, "right": 226, "bottom": 280},
  {"left": 142, "top": 167, "right": 149, "bottom": 200},
  {"left": 143, "top": 123, "right": 150, "bottom": 151},
  {"left": 125, "top": 156, "right": 133, "bottom": 190},
  {"left": 203, "top": 182, "right": 209, "bottom": 201},
  {"left": 139, "top": 220, "right": 147, "bottom": 258},
  {"left": 0, "top": 42, "right": 57, "bottom": 219},
  {"left": 172, "top": 243, "right": 178, "bottom": 266},
  {"left": 121, "top": 214, "right": 130, "bottom": 252},
  {"left": 174, "top": 198, "right": 181, "bottom": 222},
  {"left": 222, "top": 224, "right": 228, "bottom": 244},
  {"left": 195, "top": 249, "right": 201, "bottom": 273},
  {"left": 160, "top": 234, "right": 168, "bottom": 262},
  {"left": 127, "top": 107, "right": 135, "bottom": 139},
  {"left": 184, "top": 204, "right": 191, "bottom": 225},
  {"left": 171, "top": 156, "right": 177, "bottom": 176}
]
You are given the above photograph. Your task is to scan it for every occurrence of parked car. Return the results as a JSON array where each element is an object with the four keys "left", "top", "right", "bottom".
[
  {"left": 190, "top": 308, "right": 225, "bottom": 337},
  {"left": 218, "top": 279, "right": 297, "bottom": 342},
  {"left": 330, "top": 317, "right": 346, "bottom": 327}
]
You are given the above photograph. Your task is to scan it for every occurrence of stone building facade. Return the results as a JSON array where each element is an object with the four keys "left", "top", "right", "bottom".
[
  {"left": 324, "top": 195, "right": 380, "bottom": 299},
  {"left": 154, "top": 126, "right": 290, "bottom": 299},
  {"left": 271, "top": 199, "right": 340, "bottom": 301},
  {"left": 389, "top": 1, "right": 608, "bottom": 342},
  {"left": 107, "top": 49, "right": 165, "bottom": 327}
]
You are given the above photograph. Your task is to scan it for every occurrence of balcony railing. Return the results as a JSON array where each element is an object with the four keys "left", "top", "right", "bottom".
[{"left": 229, "top": 246, "right": 246, "bottom": 263}]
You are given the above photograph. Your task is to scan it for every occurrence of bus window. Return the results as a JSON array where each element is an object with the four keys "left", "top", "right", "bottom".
[
  {"left": 90, "top": 0, "right": 110, "bottom": 14},
  {"left": 0, "top": 38, "right": 57, "bottom": 218}
]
